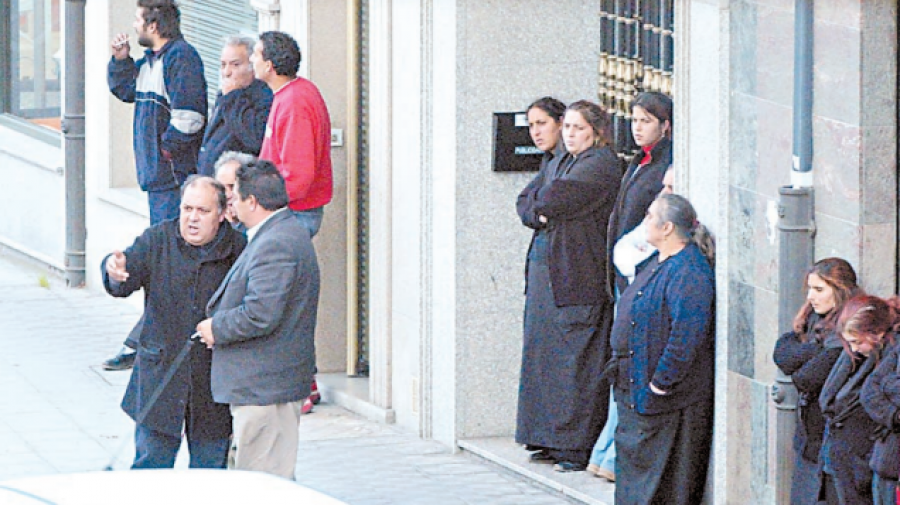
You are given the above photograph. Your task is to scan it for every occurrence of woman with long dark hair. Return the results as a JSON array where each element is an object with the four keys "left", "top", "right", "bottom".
[
  {"left": 611, "top": 193, "right": 715, "bottom": 505},
  {"left": 589, "top": 91, "right": 673, "bottom": 483},
  {"left": 773, "top": 258, "right": 860, "bottom": 504},
  {"left": 819, "top": 295, "right": 900, "bottom": 504},
  {"left": 515, "top": 99, "right": 622, "bottom": 472}
]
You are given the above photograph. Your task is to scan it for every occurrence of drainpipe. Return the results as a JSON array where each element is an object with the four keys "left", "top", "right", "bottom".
[
  {"left": 62, "top": 0, "right": 87, "bottom": 287},
  {"left": 771, "top": 0, "right": 815, "bottom": 504}
]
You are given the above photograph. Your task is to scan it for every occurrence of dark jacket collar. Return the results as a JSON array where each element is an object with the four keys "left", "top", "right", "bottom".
[
  {"left": 144, "top": 36, "right": 182, "bottom": 63},
  {"left": 174, "top": 219, "right": 244, "bottom": 262}
]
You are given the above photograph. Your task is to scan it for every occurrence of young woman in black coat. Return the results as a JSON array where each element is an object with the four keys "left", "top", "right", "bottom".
[
  {"left": 773, "top": 258, "right": 860, "bottom": 505},
  {"left": 860, "top": 301, "right": 900, "bottom": 505},
  {"left": 819, "top": 295, "right": 899, "bottom": 505},
  {"left": 515, "top": 99, "right": 622, "bottom": 472}
]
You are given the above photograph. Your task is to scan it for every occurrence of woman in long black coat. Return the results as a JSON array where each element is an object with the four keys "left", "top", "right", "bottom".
[
  {"left": 819, "top": 295, "right": 899, "bottom": 505},
  {"left": 773, "top": 258, "right": 860, "bottom": 505},
  {"left": 515, "top": 99, "right": 622, "bottom": 471}
]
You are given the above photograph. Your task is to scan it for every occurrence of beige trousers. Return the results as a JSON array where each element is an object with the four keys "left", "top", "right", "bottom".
[{"left": 230, "top": 400, "right": 303, "bottom": 479}]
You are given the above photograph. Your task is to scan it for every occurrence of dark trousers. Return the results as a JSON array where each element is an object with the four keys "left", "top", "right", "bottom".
[
  {"left": 132, "top": 423, "right": 229, "bottom": 469},
  {"left": 615, "top": 394, "right": 712, "bottom": 505},
  {"left": 873, "top": 474, "right": 898, "bottom": 505},
  {"left": 791, "top": 452, "right": 823, "bottom": 505}
]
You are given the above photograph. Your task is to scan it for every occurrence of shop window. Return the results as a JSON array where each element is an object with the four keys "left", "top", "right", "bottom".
[{"left": 2, "top": 0, "right": 62, "bottom": 131}]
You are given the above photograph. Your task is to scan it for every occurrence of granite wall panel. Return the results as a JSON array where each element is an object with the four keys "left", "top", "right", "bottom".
[
  {"left": 753, "top": 287, "right": 779, "bottom": 386},
  {"left": 812, "top": 118, "right": 861, "bottom": 224},
  {"left": 453, "top": 0, "right": 601, "bottom": 438},
  {"left": 813, "top": 23, "right": 861, "bottom": 126},
  {"left": 730, "top": 92, "right": 760, "bottom": 191},
  {"left": 861, "top": 126, "right": 897, "bottom": 225},
  {"left": 861, "top": 223, "right": 897, "bottom": 297},
  {"left": 754, "top": 4, "right": 795, "bottom": 107},
  {"left": 728, "top": 279, "right": 755, "bottom": 377}
]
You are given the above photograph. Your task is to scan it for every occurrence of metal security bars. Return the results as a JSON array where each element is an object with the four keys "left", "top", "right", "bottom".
[
  {"left": 354, "top": 0, "right": 370, "bottom": 377},
  {"left": 598, "top": 0, "right": 674, "bottom": 158}
]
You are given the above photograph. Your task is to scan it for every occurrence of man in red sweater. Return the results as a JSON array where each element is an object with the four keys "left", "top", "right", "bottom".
[{"left": 251, "top": 31, "right": 333, "bottom": 238}]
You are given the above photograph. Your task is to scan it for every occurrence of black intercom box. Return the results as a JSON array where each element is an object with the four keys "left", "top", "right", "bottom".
[{"left": 492, "top": 112, "right": 542, "bottom": 172}]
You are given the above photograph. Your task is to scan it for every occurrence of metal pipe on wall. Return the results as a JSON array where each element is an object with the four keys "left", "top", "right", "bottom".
[
  {"left": 63, "top": 0, "right": 87, "bottom": 287},
  {"left": 772, "top": 0, "right": 815, "bottom": 503}
]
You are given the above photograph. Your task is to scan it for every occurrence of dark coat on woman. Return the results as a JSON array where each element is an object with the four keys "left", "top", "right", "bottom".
[
  {"left": 102, "top": 219, "right": 246, "bottom": 439},
  {"left": 514, "top": 143, "right": 620, "bottom": 459},
  {"left": 861, "top": 341, "right": 900, "bottom": 479},
  {"left": 820, "top": 346, "right": 892, "bottom": 505},
  {"left": 516, "top": 145, "right": 622, "bottom": 307},
  {"left": 612, "top": 242, "right": 715, "bottom": 415},
  {"left": 773, "top": 314, "right": 844, "bottom": 462},
  {"left": 606, "top": 137, "right": 671, "bottom": 295}
]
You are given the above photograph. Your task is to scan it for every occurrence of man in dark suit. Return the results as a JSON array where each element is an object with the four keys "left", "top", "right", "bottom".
[{"left": 195, "top": 159, "right": 319, "bottom": 479}]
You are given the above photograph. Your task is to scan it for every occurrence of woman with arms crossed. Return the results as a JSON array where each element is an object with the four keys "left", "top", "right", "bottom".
[
  {"left": 773, "top": 258, "right": 860, "bottom": 505},
  {"left": 515, "top": 99, "right": 622, "bottom": 472}
]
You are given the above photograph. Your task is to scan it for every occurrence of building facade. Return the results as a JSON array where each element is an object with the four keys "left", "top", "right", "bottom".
[{"left": 0, "top": 0, "right": 896, "bottom": 503}]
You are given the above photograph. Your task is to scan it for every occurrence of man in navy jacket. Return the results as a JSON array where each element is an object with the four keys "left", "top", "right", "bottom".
[
  {"left": 105, "top": 0, "right": 208, "bottom": 370},
  {"left": 108, "top": 0, "right": 207, "bottom": 224}
]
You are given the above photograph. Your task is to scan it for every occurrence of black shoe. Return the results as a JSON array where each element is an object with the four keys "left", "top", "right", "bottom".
[
  {"left": 553, "top": 461, "right": 587, "bottom": 473},
  {"left": 102, "top": 350, "right": 136, "bottom": 371},
  {"left": 529, "top": 451, "right": 556, "bottom": 464}
]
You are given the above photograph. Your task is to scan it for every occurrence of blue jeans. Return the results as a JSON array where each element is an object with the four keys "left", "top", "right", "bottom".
[
  {"left": 132, "top": 424, "right": 229, "bottom": 469},
  {"left": 148, "top": 188, "right": 181, "bottom": 225},
  {"left": 589, "top": 386, "right": 617, "bottom": 472},
  {"left": 292, "top": 207, "right": 324, "bottom": 238},
  {"left": 873, "top": 474, "right": 898, "bottom": 505}
]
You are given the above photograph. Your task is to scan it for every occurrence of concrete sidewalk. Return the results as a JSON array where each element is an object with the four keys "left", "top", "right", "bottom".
[{"left": 0, "top": 249, "right": 583, "bottom": 504}]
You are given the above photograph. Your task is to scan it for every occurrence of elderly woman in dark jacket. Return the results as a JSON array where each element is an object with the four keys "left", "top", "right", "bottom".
[
  {"left": 515, "top": 99, "right": 622, "bottom": 472},
  {"left": 773, "top": 258, "right": 860, "bottom": 505},
  {"left": 860, "top": 303, "right": 900, "bottom": 505},
  {"left": 611, "top": 193, "right": 715, "bottom": 505},
  {"left": 819, "top": 295, "right": 900, "bottom": 505}
]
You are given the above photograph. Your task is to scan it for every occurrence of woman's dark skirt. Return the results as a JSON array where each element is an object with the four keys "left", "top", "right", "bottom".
[
  {"left": 515, "top": 232, "right": 611, "bottom": 464},
  {"left": 614, "top": 381, "right": 713, "bottom": 505}
]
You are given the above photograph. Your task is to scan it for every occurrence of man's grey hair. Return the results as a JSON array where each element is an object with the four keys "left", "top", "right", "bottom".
[
  {"left": 223, "top": 35, "right": 256, "bottom": 55},
  {"left": 214, "top": 151, "right": 257, "bottom": 177}
]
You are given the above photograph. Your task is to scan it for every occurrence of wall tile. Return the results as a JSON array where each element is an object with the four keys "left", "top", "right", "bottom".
[
  {"left": 860, "top": 222, "right": 897, "bottom": 297},
  {"left": 861, "top": 126, "right": 897, "bottom": 225},
  {"left": 729, "top": 186, "right": 757, "bottom": 286},
  {"left": 813, "top": 23, "right": 861, "bottom": 125},
  {"left": 815, "top": 0, "right": 861, "bottom": 28},
  {"left": 813, "top": 213, "right": 861, "bottom": 272},
  {"left": 755, "top": 5, "right": 795, "bottom": 107},
  {"left": 751, "top": 380, "right": 772, "bottom": 503},
  {"left": 730, "top": 92, "right": 759, "bottom": 191},
  {"left": 754, "top": 287, "right": 779, "bottom": 386},
  {"left": 860, "top": 0, "right": 898, "bottom": 128},
  {"left": 731, "top": 0, "right": 758, "bottom": 97},
  {"left": 726, "top": 373, "right": 755, "bottom": 503},
  {"left": 728, "top": 279, "right": 755, "bottom": 378},
  {"left": 812, "top": 118, "right": 861, "bottom": 224},
  {"left": 754, "top": 99, "right": 793, "bottom": 197}
]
